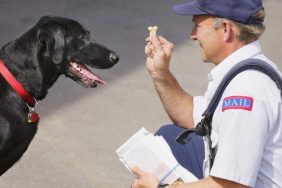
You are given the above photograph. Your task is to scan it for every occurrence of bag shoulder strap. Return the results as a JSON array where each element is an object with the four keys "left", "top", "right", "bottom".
[
  {"left": 176, "top": 58, "right": 282, "bottom": 168},
  {"left": 203, "top": 58, "right": 282, "bottom": 119}
]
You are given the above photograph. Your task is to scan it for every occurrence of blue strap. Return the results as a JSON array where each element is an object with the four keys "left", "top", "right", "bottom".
[
  {"left": 176, "top": 58, "right": 282, "bottom": 169},
  {"left": 203, "top": 58, "right": 282, "bottom": 119}
]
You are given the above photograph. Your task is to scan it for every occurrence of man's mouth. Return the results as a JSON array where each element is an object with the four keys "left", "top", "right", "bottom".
[
  {"left": 67, "top": 61, "right": 107, "bottom": 88},
  {"left": 193, "top": 40, "right": 201, "bottom": 47}
]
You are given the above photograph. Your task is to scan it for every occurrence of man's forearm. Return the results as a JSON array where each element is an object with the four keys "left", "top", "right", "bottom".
[{"left": 152, "top": 70, "right": 194, "bottom": 129}]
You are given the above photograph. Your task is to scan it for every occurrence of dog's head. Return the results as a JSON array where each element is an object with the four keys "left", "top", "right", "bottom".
[{"left": 35, "top": 16, "right": 119, "bottom": 88}]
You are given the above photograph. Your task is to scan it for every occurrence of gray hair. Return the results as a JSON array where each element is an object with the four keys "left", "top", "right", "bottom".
[{"left": 213, "top": 8, "right": 266, "bottom": 42}]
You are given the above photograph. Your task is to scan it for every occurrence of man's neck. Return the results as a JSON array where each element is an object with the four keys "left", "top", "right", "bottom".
[{"left": 213, "top": 40, "right": 252, "bottom": 65}]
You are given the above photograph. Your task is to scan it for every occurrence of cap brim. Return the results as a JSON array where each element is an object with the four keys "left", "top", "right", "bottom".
[{"left": 173, "top": 1, "right": 207, "bottom": 15}]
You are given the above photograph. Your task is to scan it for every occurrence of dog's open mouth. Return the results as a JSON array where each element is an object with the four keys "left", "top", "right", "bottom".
[{"left": 67, "top": 62, "right": 107, "bottom": 88}]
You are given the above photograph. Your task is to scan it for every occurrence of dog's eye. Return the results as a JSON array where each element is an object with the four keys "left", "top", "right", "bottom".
[
  {"left": 77, "top": 34, "right": 86, "bottom": 40},
  {"left": 77, "top": 33, "right": 90, "bottom": 41}
]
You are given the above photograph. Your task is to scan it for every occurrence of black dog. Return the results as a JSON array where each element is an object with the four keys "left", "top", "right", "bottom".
[{"left": 0, "top": 16, "right": 119, "bottom": 175}]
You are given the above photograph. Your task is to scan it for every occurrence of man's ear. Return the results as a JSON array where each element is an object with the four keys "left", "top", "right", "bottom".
[
  {"left": 37, "top": 25, "right": 65, "bottom": 64},
  {"left": 222, "top": 20, "right": 232, "bottom": 42}
]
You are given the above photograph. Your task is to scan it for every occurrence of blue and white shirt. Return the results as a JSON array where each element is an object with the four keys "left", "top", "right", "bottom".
[{"left": 193, "top": 41, "right": 282, "bottom": 188}]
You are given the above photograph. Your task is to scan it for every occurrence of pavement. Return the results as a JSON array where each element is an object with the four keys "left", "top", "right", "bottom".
[{"left": 0, "top": 0, "right": 281, "bottom": 187}]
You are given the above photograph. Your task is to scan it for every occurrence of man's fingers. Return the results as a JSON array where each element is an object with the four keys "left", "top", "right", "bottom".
[
  {"left": 158, "top": 36, "right": 170, "bottom": 44},
  {"left": 131, "top": 166, "right": 145, "bottom": 178},
  {"left": 131, "top": 178, "right": 139, "bottom": 188},
  {"left": 158, "top": 36, "right": 174, "bottom": 49},
  {"left": 145, "top": 43, "right": 154, "bottom": 59},
  {"left": 145, "top": 37, "right": 151, "bottom": 43},
  {"left": 151, "top": 35, "right": 165, "bottom": 53}
]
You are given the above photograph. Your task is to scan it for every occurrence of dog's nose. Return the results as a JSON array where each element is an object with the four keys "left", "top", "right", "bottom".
[{"left": 109, "top": 53, "right": 119, "bottom": 64}]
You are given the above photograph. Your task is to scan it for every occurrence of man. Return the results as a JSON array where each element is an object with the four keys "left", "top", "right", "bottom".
[{"left": 131, "top": 0, "right": 282, "bottom": 188}]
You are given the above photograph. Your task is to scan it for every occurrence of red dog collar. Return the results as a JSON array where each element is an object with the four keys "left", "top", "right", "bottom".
[{"left": 0, "top": 59, "right": 39, "bottom": 123}]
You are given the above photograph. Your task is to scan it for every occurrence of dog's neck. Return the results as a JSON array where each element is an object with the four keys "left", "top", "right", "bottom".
[
  {"left": 0, "top": 40, "right": 48, "bottom": 100},
  {"left": 0, "top": 59, "right": 37, "bottom": 104}
]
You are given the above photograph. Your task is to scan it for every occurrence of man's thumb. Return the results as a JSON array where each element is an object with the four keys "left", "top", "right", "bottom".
[
  {"left": 131, "top": 166, "right": 144, "bottom": 177},
  {"left": 151, "top": 35, "right": 164, "bottom": 53}
]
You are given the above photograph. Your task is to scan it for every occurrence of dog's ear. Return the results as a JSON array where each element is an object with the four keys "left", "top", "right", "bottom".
[
  {"left": 37, "top": 15, "right": 52, "bottom": 24},
  {"left": 37, "top": 23, "right": 65, "bottom": 64}
]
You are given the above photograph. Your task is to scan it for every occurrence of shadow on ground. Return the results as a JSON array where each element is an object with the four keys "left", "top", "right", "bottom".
[{"left": 0, "top": 0, "right": 281, "bottom": 188}]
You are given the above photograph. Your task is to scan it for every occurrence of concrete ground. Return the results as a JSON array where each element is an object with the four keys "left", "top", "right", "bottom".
[{"left": 0, "top": 0, "right": 281, "bottom": 187}]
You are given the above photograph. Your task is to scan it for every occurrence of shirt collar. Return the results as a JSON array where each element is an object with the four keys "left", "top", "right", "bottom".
[{"left": 208, "top": 40, "right": 262, "bottom": 82}]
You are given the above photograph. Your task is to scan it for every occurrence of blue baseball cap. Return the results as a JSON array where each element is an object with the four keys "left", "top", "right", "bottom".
[{"left": 173, "top": 0, "right": 264, "bottom": 24}]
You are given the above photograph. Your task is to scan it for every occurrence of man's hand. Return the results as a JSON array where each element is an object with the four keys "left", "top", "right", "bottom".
[
  {"left": 131, "top": 166, "right": 159, "bottom": 188},
  {"left": 144, "top": 28, "right": 194, "bottom": 127},
  {"left": 145, "top": 32, "right": 174, "bottom": 79}
]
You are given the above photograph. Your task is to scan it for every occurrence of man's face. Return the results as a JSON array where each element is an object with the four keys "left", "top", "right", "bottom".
[{"left": 190, "top": 15, "right": 224, "bottom": 64}]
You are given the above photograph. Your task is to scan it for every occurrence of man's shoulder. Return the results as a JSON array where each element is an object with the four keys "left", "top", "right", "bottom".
[
  {"left": 223, "top": 68, "right": 281, "bottom": 103},
  {"left": 224, "top": 57, "right": 280, "bottom": 94}
]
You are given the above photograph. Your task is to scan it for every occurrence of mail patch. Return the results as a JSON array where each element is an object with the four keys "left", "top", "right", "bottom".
[{"left": 222, "top": 96, "right": 253, "bottom": 111}]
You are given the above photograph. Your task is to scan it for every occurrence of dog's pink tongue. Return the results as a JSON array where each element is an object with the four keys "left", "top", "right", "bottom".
[{"left": 82, "top": 67, "right": 107, "bottom": 85}]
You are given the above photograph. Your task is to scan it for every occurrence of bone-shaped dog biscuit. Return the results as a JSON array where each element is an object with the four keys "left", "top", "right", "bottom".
[{"left": 148, "top": 26, "right": 158, "bottom": 40}]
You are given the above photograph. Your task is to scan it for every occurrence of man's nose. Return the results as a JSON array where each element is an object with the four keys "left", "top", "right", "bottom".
[
  {"left": 190, "top": 28, "right": 197, "bottom": 40},
  {"left": 190, "top": 34, "right": 197, "bottom": 41},
  {"left": 190, "top": 31, "right": 197, "bottom": 40}
]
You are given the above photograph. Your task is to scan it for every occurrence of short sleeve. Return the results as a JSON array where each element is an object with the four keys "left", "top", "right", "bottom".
[{"left": 209, "top": 71, "right": 272, "bottom": 186}]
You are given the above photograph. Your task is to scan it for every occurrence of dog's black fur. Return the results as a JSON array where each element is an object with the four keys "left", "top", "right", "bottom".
[{"left": 0, "top": 16, "right": 118, "bottom": 175}]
